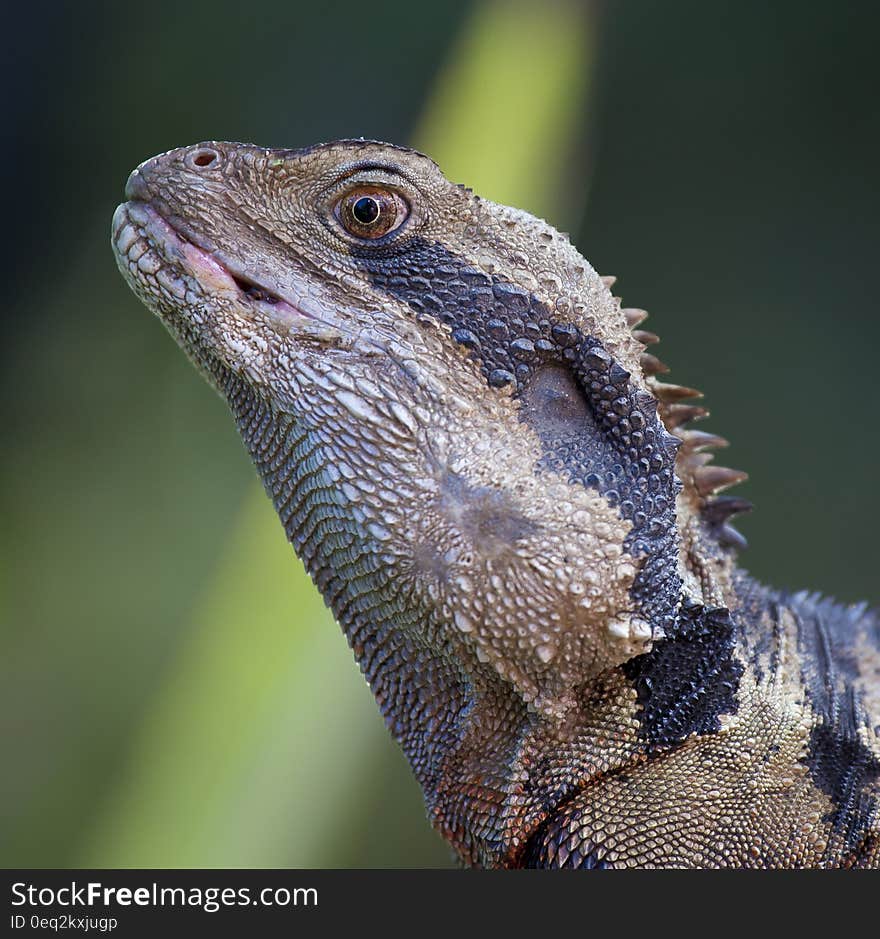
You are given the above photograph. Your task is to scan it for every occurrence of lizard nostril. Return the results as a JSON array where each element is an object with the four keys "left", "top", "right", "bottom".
[{"left": 187, "top": 147, "right": 220, "bottom": 169}]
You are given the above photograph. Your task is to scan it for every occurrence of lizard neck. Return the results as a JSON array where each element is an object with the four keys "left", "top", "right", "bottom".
[
  {"left": 223, "top": 374, "right": 654, "bottom": 865},
  {"left": 224, "top": 375, "right": 490, "bottom": 839},
  {"left": 225, "top": 371, "right": 757, "bottom": 866}
]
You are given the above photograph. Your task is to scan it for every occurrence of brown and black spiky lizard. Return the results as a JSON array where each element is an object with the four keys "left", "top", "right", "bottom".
[{"left": 112, "top": 139, "right": 880, "bottom": 868}]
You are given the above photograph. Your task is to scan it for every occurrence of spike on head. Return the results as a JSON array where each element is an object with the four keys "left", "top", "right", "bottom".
[{"left": 613, "top": 280, "right": 751, "bottom": 562}]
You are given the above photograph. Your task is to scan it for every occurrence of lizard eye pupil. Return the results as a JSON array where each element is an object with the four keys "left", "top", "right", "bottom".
[{"left": 352, "top": 196, "right": 380, "bottom": 225}]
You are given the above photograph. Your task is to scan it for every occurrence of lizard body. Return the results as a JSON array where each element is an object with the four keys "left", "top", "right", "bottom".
[{"left": 112, "top": 140, "right": 880, "bottom": 868}]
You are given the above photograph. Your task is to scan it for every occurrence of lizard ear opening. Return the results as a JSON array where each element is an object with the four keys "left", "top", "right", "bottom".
[
  {"left": 518, "top": 359, "right": 631, "bottom": 500},
  {"left": 520, "top": 364, "right": 597, "bottom": 449},
  {"left": 517, "top": 342, "right": 684, "bottom": 638}
]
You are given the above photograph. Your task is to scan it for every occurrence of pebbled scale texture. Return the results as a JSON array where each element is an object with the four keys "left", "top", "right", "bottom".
[{"left": 112, "top": 138, "right": 880, "bottom": 867}]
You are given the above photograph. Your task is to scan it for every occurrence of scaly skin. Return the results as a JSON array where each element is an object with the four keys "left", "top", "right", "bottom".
[{"left": 112, "top": 140, "right": 880, "bottom": 868}]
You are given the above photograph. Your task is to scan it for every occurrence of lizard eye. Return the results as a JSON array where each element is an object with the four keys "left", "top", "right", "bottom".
[{"left": 337, "top": 186, "right": 409, "bottom": 240}]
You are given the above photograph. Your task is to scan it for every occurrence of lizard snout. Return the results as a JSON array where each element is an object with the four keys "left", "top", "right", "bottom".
[
  {"left": 124, "top": 143, "right": 225, "bottom": 202},
  {"left": 124, "top": 165, "right": 150, "bottom": 201}
]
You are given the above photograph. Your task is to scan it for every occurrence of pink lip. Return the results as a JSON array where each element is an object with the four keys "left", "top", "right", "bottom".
[{"left": 119, "top": 200, "right": 313, "bottom": 322}]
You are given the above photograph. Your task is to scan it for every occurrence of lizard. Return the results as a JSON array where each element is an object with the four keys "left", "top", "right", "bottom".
[{"left": 112, "top": 139, "right": 880, "bottom": 868}]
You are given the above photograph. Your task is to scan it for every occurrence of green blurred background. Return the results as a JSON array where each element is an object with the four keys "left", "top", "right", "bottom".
[{"left": 2, "top": 1, "right": 877, "bottom": 868}]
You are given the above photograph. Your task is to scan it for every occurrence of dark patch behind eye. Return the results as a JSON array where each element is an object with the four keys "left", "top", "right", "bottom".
[
  {"left": 354, "top": 235, "right": 684, "bottom": 621},
  {"left": 354, "top": 236, "right": 749, "bottom": 751}
]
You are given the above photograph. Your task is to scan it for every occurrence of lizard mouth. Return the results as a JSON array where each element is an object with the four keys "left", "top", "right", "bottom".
[
  {"left": 112, "top": 199, "right": 316, "bottom": 327},
  {"left": 228, "top": 272, "right": 285, "bottom": 306}
]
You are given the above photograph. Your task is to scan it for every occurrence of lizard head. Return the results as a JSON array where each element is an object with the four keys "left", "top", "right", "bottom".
[{"left": 113, "top": 139, "right": 746, "bottom": 719}]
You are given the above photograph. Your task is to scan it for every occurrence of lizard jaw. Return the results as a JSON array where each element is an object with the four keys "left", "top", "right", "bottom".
[
  {"left": 113, "top": 200, "right": 312, "bottom": 320},
  {"left": 112, "top": 199, "right": 343, "bottom": 344}
]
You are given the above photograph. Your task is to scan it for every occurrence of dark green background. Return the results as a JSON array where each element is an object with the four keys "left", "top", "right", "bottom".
[{"left": 2, "top": 1, "right": 877, "bottom": 867}]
